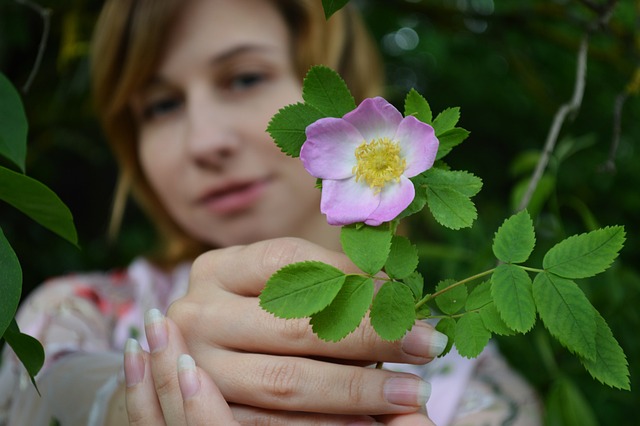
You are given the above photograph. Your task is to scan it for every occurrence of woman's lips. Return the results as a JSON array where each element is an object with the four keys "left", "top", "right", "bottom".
[{"left": 198, "top": 179, "right": 269, "bottom": 215}]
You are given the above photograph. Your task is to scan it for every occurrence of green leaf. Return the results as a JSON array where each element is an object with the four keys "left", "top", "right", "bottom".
[
  {"left": 340, "top": 224, "right": 392, "bottom": 274},
  {"left": 579, "top": 311, "right": 630, "bottom": 390},
  {"left": 545, "top": 377, "right": 598, "bottom": 426},
  {"left": 404, "top": 89, "right": 432, "bottom": 124},
  {"left": 432, "top": 107, "right": 460, "bottom": 136},
  {"left": 0, "top": 227, "right": 22, "bottom": 337},
  {"left": 0, "top": 72, "right": 27, "bottom": 172},
  {"left": 267, "top": 102, "right": 324, "bottom": 157},
  {"left": 0, "top": 166, "right": 78, "bottom": 246},
  {"left": 435, "top": 317, "right": 456, "bottom": 356},
  {"left": 384, "top": 236, "right": 418, "bottom": 279},
  {"left": 425, "top": 186, "right": 477, "bottom": 229},
  {"left": 302, "top": 65, "right": 356, "bottom": 118},
  {"left": 259, "top": 261, "right": 346, "bottom": 318},
  {"left": 402, "top": 271, "right": 424, "bottom": 301},
  {"left": 396, "top": 178, "right": 428, "bottom": 220},
  {"left": 465, "top": 280, "right": 492, "bottom": 311},
  {"left": 321, "top": 0, "right": 350, "bottom": 19},
  {"left": 491, "top": 264, "right": 536, "bottom": 333},
  {"left": 479, "top": 303, "right": 515, "bottom": 336},
  {"left": 3, "top": 319, "right": 45, "bottom": 392},
  {"left": 543, "top": 226, "right": 625, "bottom": 279},
  {"left": 434, "top": 279, "right": 467, "bottom": 315},
  {"left": 418, "top": 168, "right": 483, "bottom": 197},
  {"left": 533, "top": 272, "right": 596, "bottom": 360},
  {"left": 454, "top": 312, "right": 491, "bottom": 358},
  {"left": 370, "top": 282, "right": 415, "bottom": 341},
  {"left": 310, "top": 275, "right": 374, "bottom": 342},
  {"left": 492, "top": 210, "right": 536, "bottom": 264},
  {"left": 435, "top": 128, "right": 470, "bottom": 161}
]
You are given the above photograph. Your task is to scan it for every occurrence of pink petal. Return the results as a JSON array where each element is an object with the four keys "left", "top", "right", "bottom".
[
  {"left": 394, "top": 116, "right": 439, "bottom": 178},
  {"left": 365, "top": 176, "right": 415, "bottom": 226},
  {"left": 343, "top": 97, "right": 403, "bottom": 142},
  {"left": 320, "top": 178, "right": 380, "bottom": 226},
  {"left": 301, "top": 117, "right": 362, "bottom": 179}
]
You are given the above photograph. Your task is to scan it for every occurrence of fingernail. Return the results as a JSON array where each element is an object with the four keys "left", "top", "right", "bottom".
[
  {"left": 178, "top": 354, "right": 200, "bottom": 400},
  {"left": 145, "top": 308, "right": 167, "bottom": 353},
  {"left": 402, "top": 323, "right": 448, "bottom": 358},
  {"left": 384, "top": 377, "right": 431, "bottom": 407},
  {"left": 124, "top": 338, "right": 144, "bottom": 387}
]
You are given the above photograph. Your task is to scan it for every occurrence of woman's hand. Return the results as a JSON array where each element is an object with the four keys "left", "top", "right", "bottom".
[{"left": 164, "top": 237, "right": 446, "bottom": 422}]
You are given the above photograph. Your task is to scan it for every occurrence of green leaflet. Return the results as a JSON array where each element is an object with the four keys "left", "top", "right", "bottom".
[
  {"left": 267, "top": 102, "right": 324, "bottom": 157},
  {"left": 321, "top": 0, "right": 350, "bottom": 19},
  {"left": 0, "top": 227, "right": 21, "bottom": 337},
  {"left": 340, "top": 224, "right": 392, "bottom": 275},
  {"left": 543, "top": 226, "right": 626, "bottom": 279},
  {"left": 402, "top": 270, "right": 424, "bottom": 301},
  {"left": 370, "top": 282, "right": 415, "bottom": 341},
  {"left": 435, "top": 279, "right": 467, "bottom": 315},
  {"left": 310, "top": 275, "right": 374, "bottom": 342},
  {"left": 491, "top": 264, "right": 536, "bottom": 333},
  {"left": 3, "top": 319, "right": 44, "bottom": 393},
  {"left": 492, "top": 210, "right": 536, "bottom": 263},
  {"left": 454, "top": 312, "right": 491, "bottom": 358},
  {"left": 384, "top": 235, "right": 418, "bottom": 279},
  {"left": 533, "top": 272, "right": 597, "bottom": 361},
  {"left": 467, "top": 281, "right": 515, "bottom": 336},
  {"left": 259, "top": 261, "right": 346, "bottom": 318},
  {"left": 0, "top": 72, "right": 27, "bottom": 173},
  {"left": 432, "top": 107, "right": 460, "bottom": 136},
  {"left": 404, "top": 89, "right": 433, "bottom": 124},
  {"left": 579, "top": 311, "right": 630, "bottom": 390},
  {"left": 0, "top": 166, "right": 78, "bottom": 246},
  {"left": 302, "top": 65, "right": 355, "bottom": 118},
  {"left": 435, "top": 128, "right": 470, "bottom": 161},
  {"left": 435, "top": 317, "right": 456, "bottom": 356}
]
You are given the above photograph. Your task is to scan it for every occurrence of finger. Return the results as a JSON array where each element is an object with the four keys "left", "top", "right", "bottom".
[
  {"left": 377, "top": 412, "right": 436, "bottom": 426},
  {"left": 177, "top": 354, "right": 240, "bottom": 426},
  {"left": 124, "top": 338, "right": 167, "bottom": 426},
  {"left": 231, "top": 404, "right": 380, "bottom": 425},
  {"left": 197, "top": 351, "right": 432, "bottom": 415},
  {"left": 145, "top": 308, "right": 190, "bottom": 425}
]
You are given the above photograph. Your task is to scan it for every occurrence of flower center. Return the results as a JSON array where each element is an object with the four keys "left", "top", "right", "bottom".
[{"left": 352, "top": 137, "right": 406, "bottom": 193}]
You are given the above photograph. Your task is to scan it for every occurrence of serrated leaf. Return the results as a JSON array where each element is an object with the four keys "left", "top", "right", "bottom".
[
  {"left": 435, "top": 279, "right": 467, "bottom": 315},
  {"left": 267, "top": 102, "right": 324, "bottom": 157},
  {"left": 432, "top": 107, "right": 460, "bottom": 136},
  {"left": 465, "top": 281, "right": 492, "bottom": 311},
  {"left": 425, "top": 185, "right": 477, "bottom": 229},
  {"left": 435, "top": 128, "right": 470, "bottom": 161},
  {"left": 340, "top": 224, "right": 392, "bottom": 274},
  {"left": 0, "top": 227, "right": 21, "bottom": 337},
  {"left": 302, "top": 65, "right": 355, "bottom": 118},
  {"left": 543, "top": 226, "right": 625, "bottom": 279},
  {"left": 479, "top": 304, "right": 516, "bottom": 336},
  {"left": 417, "top": 168, "right": 483, "bottom": 197},
  {"left": 3, "top": 319, "right": 44, "bottom": 393},
  {"left": 579, "top": 311, "right": 630, "bottom": 390},
  {"left": 492, "top": 210, "right": 536, "bottom": 263},
  {"left": 454, "top": 312, "right": 491, "bottom": 358},
  {"left": 0, "top": 166, "right": 78, "bottom": 246},
  {"left": 435, "top": 317, "right": 456, "bottom": 356},
  {"left": 321, "top": 0, "right": 350, "bottom": 19},
  {"left": 533, "top": 272, "right": 596, "bottom": 360},
  {"left": 491, "top": 264, "right": 536, "bottom": 333},
  {"left": 404, "top": 89, "right": 432, "bottom": 124},
  {"left": 0, "top": 72, "right": 27, "bottom": 172},
  {"left": 396, "top": 178, "right": 427, "bottom": 220},
  {"left": 310, "top": 275, "right": 374, "bottom": 342},
  {"left": 260, "top": 261, "right": 346, "bottom": 318},
  {"left": 402, "top": 271, "right": 424, "bottom": 301},
  {"left": 385, "top": 236, "right": 418, "bottom": 279},
  {"left": 370, "top": 282, "right": 415, "bottom": 341}
]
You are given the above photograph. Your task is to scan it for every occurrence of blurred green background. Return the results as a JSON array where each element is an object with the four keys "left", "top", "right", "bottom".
[{"left": 1, "top": 0, "right": 638, "bottom": 424}]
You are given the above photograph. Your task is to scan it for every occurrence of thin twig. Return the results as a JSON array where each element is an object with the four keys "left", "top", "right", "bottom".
[
  {"left": 600, "top": 91, "right": 627, "bottom": 173},
  {"left": 516, "top": 35, "right": 589, "bottom": 212},
  {"left": 14, "top": 0, "right": 51, "bottom": 93}
]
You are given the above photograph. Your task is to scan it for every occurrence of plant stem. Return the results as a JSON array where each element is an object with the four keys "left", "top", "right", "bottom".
[{"left": 415, "top": 268, "right": 495, "bottom": 309}]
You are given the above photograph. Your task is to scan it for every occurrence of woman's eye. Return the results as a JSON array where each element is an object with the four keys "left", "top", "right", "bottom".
[
  {"left": 228, "top": 72, "right": 266, "bottom": 92},
  {"left": 142, "top": 97, "right": 182, "bottom": 121}
]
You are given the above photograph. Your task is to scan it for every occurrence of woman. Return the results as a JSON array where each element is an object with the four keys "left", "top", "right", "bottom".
[{"left": 0, "top": 0, "right": 540, "bottom": 425}]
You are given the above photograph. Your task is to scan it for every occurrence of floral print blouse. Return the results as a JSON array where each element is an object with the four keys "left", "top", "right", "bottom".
[{"left": 0, "top": 258, "right": 541, "bottom": 425}]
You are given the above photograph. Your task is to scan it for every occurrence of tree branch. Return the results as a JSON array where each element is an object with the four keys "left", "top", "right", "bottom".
[{"left": 14, "top": 0, "right": 51, "bottom": 93}]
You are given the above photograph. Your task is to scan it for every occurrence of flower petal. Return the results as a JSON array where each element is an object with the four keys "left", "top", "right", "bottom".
[
  {"left": 320, "top": 178, "right": 380, "bottom": 226},
  {"left": 301, "top": 117, "right": 361, "bottom": 179},
  {"left": 343, "top": 97, "right": 403, "bottom": 142},
  {"left": 394, "top": 116, "right": 439, "bottom": 178},
  {"left": 365, "top": 176, "right": 415, "bottom": 226}
]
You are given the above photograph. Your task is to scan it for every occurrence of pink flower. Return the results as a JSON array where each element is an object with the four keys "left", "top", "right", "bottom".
[{"left": 300, "top": 97, "right": 439, "bottom": 226}]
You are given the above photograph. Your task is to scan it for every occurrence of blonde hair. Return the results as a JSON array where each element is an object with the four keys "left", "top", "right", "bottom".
[{"left": 91, "top": 0, "right": 383, "bottom": 267}]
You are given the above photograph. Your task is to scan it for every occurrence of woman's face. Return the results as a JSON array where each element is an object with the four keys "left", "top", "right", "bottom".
[{"left": 132, "top": 0, "right": 339, "bottom": 249}]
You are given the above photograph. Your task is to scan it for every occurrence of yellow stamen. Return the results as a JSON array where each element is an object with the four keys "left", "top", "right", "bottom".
[{"left": 352, "top": 137, "right": 406, "bottom": 193}]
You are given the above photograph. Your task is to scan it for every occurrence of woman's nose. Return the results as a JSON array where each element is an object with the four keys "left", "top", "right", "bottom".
[{"left": 184, "top": 96, "right": 240, "bottom": 168}]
